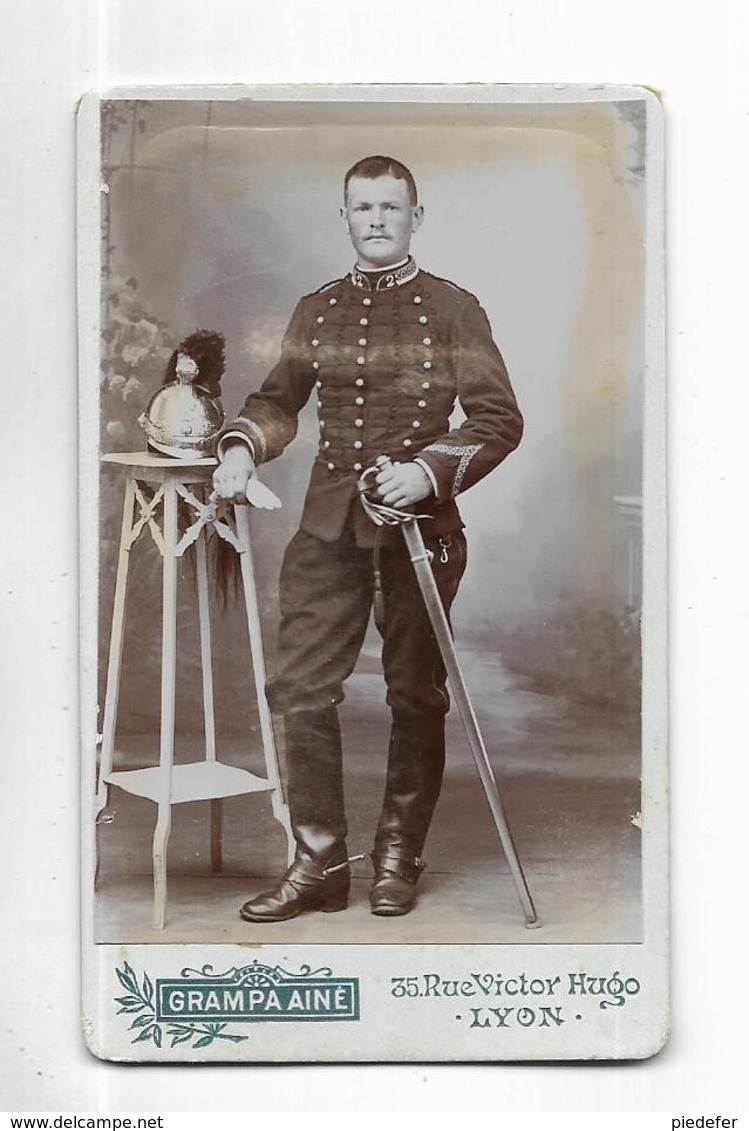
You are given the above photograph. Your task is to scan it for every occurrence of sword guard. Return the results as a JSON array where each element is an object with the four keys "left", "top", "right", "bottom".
[{"left": 357, "top": 458, "right": 431, "bottom": 527}]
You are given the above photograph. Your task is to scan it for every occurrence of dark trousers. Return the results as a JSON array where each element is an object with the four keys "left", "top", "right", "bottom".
[
  {"left": 267, "top": 521, "right": 467, "bottom": 718},
  {"left": 265, "top": 517, "right": 467, "bottom": 859}
]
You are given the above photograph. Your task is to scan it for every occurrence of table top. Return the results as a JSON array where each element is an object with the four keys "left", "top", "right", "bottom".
[{"left": 102, "top": 451, "right": 218, "bottom": 468}]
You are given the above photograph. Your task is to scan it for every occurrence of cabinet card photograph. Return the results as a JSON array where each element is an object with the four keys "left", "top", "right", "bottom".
[{"left": 78, "top": 84, "right": 666, "bottom": 1061}]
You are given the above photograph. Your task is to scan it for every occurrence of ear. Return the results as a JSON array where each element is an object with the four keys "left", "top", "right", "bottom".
[
  {"left": 340, "top": 206, "right": 351, "bottom": 235},
  {"left": 411, "top": 204, "right": 424, "bottom": 234}
]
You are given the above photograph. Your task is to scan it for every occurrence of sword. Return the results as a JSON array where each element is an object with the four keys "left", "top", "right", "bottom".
[{"left": 359, "top": 455, "right": 540, "bottom": 928}]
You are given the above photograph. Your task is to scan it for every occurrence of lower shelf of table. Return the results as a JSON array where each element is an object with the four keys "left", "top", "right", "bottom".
[{"left": 105, "top": 761, "right": 273, "bottom": 804}]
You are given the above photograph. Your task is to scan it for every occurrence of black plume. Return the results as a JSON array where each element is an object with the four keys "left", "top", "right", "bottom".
[{"left": 162, "top": 329, "right": 225, "bottom": 397}]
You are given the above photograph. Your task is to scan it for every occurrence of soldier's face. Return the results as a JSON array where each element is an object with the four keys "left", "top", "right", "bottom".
[{"left": 342, "top": 175, "right": 423, "bottom": 269}]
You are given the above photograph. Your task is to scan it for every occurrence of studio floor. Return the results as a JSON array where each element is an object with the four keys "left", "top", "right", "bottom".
[{"left": 94, "top": 647, "right": 642, "bottom": 945}]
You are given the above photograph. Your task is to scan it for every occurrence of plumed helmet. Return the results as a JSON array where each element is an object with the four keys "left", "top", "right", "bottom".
[{"left": 139, "top": 330, "right": 226, "bottom": 458}]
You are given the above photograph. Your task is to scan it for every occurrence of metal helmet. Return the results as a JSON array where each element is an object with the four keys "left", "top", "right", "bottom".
[{"left": 139, "top": 330, "right": 225, "bottom": 458}]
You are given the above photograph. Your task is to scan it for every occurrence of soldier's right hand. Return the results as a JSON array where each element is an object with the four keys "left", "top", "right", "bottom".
[{"left": 212, "top": 442, "right": 256, "bottom": 504}]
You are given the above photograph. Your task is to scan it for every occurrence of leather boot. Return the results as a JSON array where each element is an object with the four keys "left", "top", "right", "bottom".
[
  {"left": 239, "top": 850, "right": 351, "bottom": 922},
  {"left": 240, "top": 707, "right": 350, "bottom": 923},
  {"left": 370, "top": 709, "right": 445, "bottom": 917},
  {"left": 370, "top": 848, "right": 425, "bottom": 916}
]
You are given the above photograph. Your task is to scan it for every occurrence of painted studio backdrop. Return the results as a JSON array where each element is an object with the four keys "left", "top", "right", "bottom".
[{"left": 96, "top": 97, "right": 645, "bottom": 941}]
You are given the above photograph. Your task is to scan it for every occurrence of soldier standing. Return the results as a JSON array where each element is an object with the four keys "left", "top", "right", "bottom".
[{"left": 212, "top": 155, "right": 523, "bottom": 922}]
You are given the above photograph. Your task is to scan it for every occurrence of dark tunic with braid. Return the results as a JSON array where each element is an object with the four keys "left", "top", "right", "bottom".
[{"left": 226, "top": 259, "right": 523, "bottom": 549}]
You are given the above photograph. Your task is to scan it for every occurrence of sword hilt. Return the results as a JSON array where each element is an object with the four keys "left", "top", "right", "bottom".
[
  {"left": 357, "top": 454, "right": 392, "bottom": 497},
  {"left": 358, "top": 454, "right": 430, "bottom": 527}
]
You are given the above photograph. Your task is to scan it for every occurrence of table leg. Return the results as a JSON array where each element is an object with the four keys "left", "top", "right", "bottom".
[
  {"left": 233, "top": 505, "right": 294, "bottom": 864},
  {"left": 153, "top": 479, "right": 178, "bottom": 931},
  {"left": 97, "top": 475, "right": 137, "bottom": 817},
  {"left": 210, "top": 799, "right": 223, "bottom": 872},
  {"left": 196, "top": 527, "right": 224, "bottom": 874},
  {"left": 195, "top": 530, "right": 217, "bottom": 762}
]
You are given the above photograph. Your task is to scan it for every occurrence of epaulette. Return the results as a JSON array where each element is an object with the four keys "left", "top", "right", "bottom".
[
  {"left": 311, "top": 277, "right": 345, "bottom": 296},
  {"left": 423, "top": 271, "right": 479, "bottom": 304}
]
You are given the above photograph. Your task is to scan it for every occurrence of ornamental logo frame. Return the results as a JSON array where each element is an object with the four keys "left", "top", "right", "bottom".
[{"left": 114, "top": 961, "right": 360, "bottom": 1049}]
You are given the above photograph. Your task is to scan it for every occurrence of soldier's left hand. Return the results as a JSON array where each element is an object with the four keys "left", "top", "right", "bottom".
[{"left": 376, "top": 461, "right": 433, "bottom": 508}]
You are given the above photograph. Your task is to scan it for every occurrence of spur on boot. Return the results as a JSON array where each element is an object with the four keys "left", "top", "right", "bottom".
[
  {"left": 239, "top": 852, "right": 350, "bottom": 923},
  {"left": 369, "top": 850, "right": 425, "bottom": 917}
]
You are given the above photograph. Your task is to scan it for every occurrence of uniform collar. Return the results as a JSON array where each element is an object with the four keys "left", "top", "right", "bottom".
[{"left": 349, "top": 257, "right": 419, "bottom": 292}]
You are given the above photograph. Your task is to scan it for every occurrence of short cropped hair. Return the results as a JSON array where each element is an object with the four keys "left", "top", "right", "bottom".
[{"left": 344, "top": 156, "right": 418, "bottom": 206}]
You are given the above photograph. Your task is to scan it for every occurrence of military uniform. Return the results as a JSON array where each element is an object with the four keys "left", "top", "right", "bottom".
[
  {"left": 224, "top": 257, "right": 523, "bottom": 911},
  {"left": 229, "top": 257, "right": 522, "bottom": 546}
]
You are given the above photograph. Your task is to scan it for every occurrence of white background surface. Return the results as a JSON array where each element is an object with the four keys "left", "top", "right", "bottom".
[{"left": 2, "top": 0, "right": 747, "bottom": 1114}]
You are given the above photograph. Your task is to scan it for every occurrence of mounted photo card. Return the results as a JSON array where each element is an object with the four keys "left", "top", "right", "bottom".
[{"left": 78, "top": 83, "right": 666, "bottom": 1062}]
